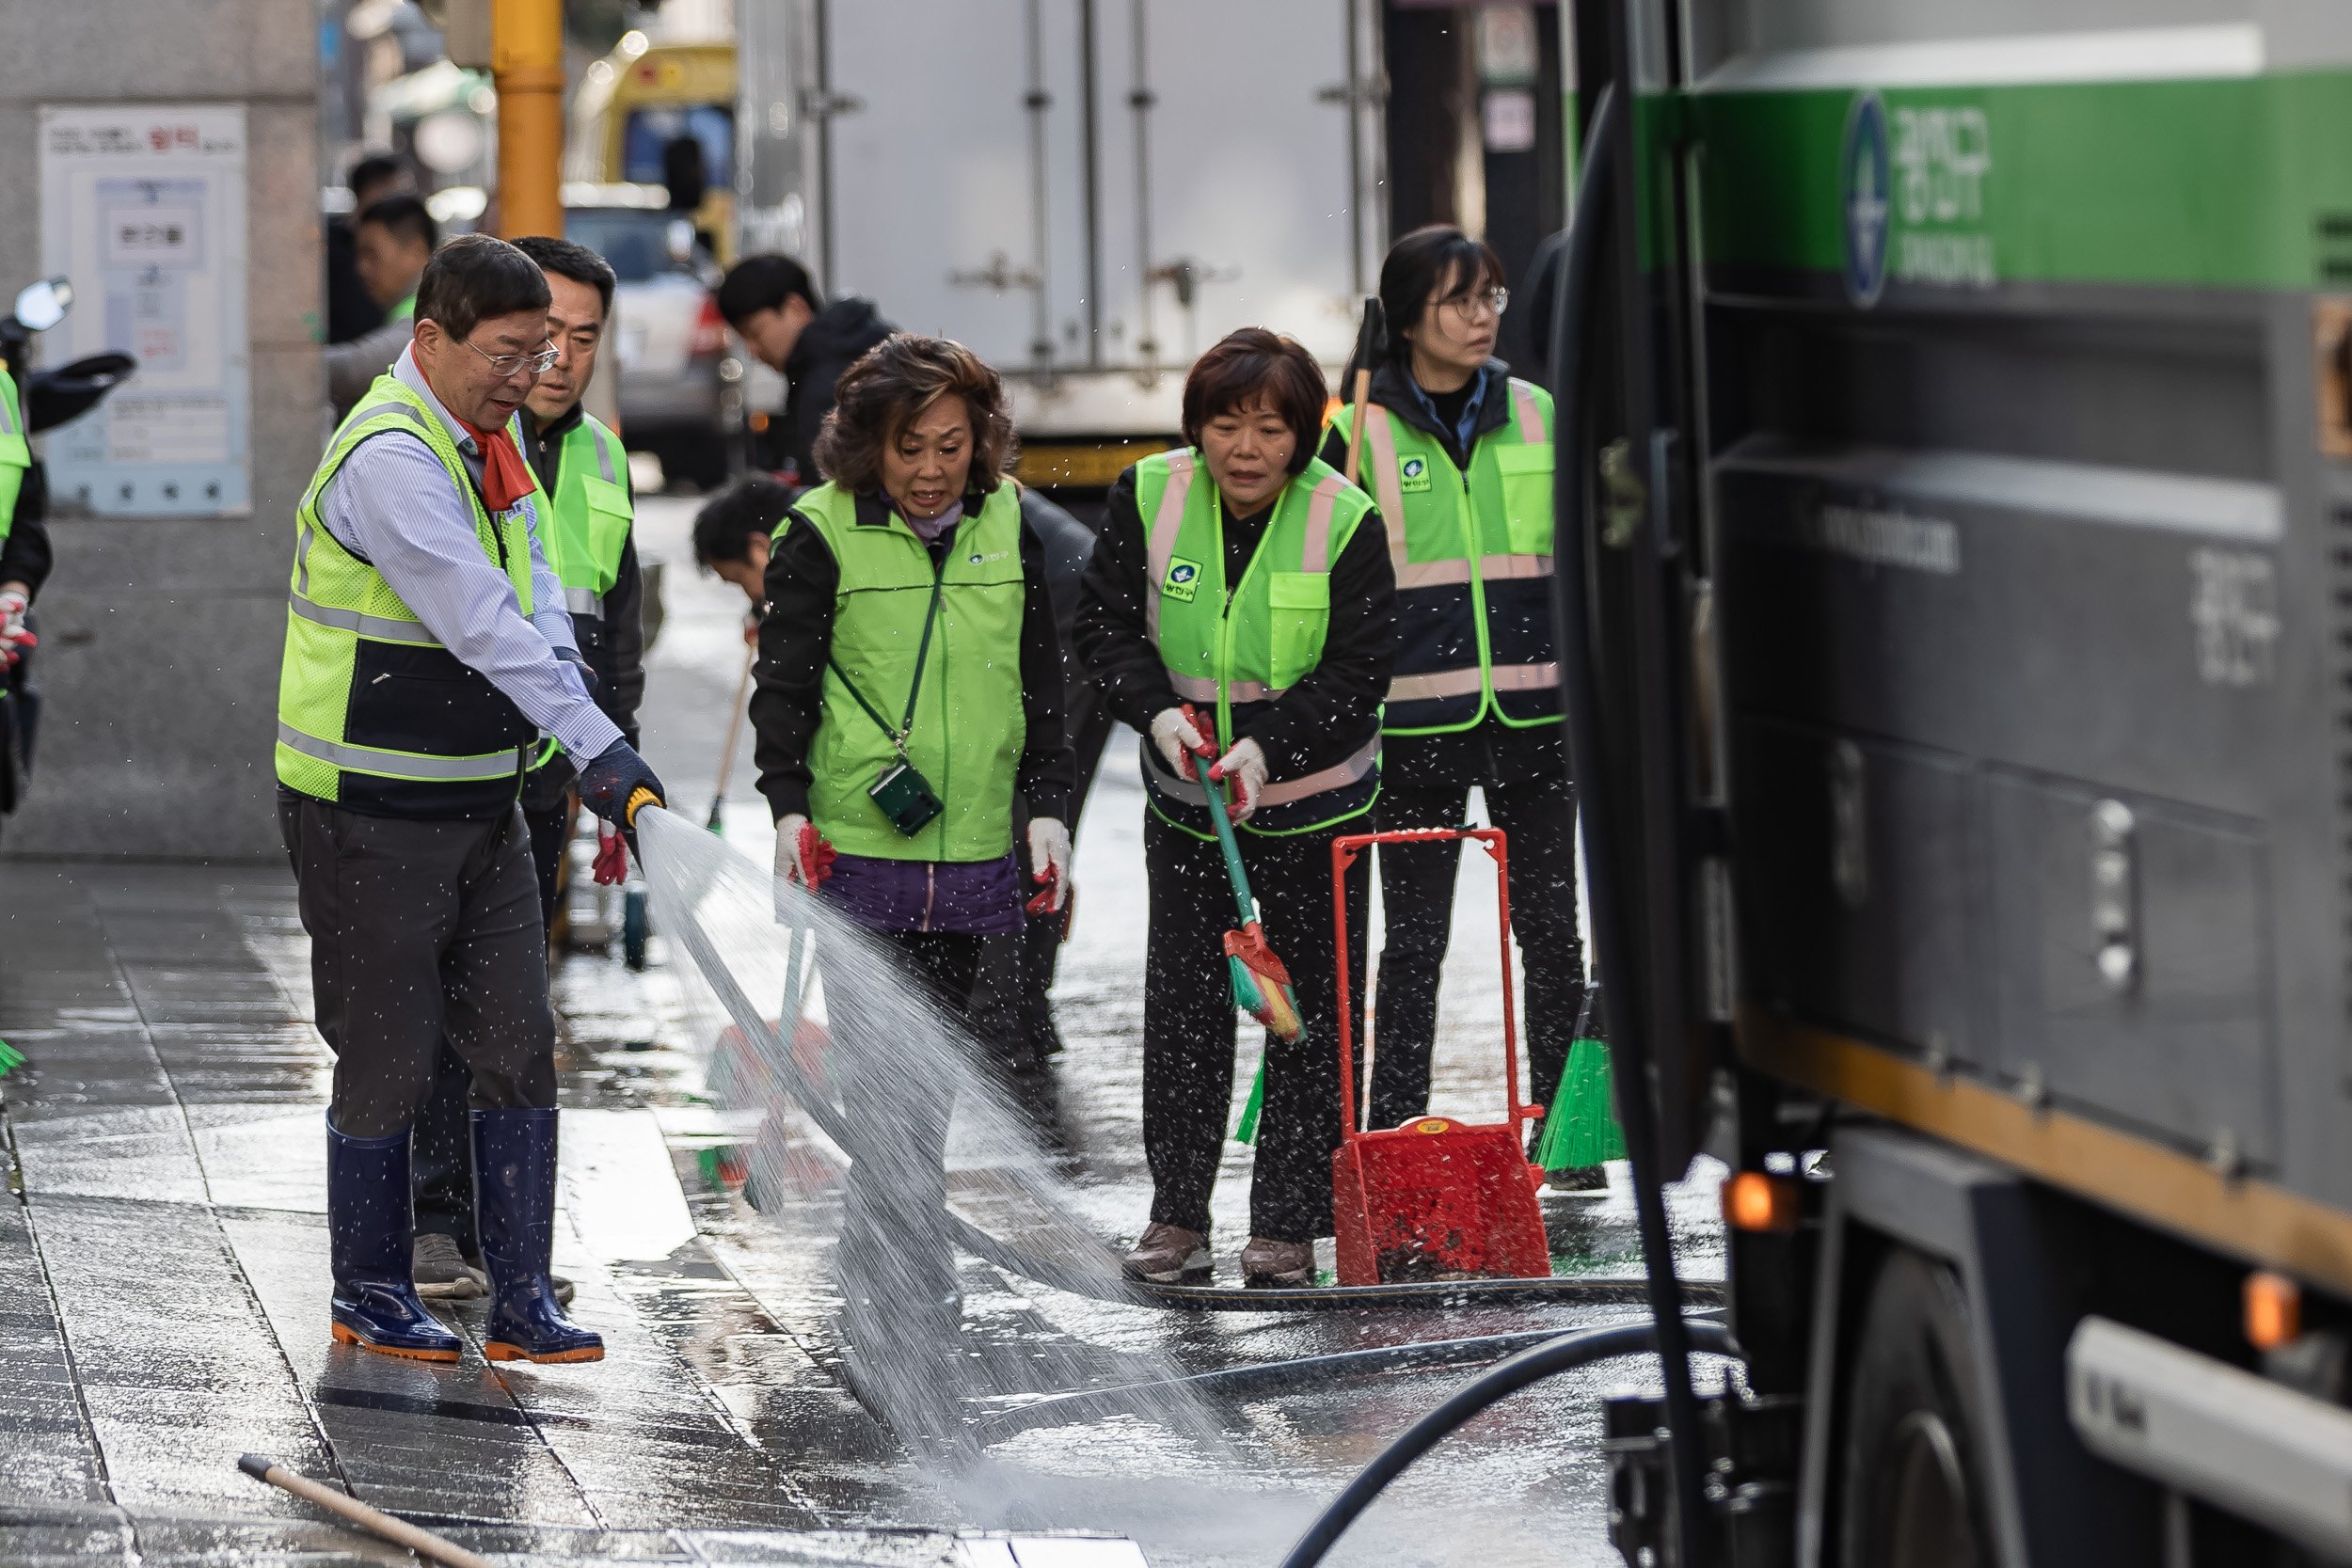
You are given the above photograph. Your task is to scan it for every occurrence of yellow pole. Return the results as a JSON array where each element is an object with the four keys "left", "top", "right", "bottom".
[{"left": 493, "top": 0, "right": 565, "bottom": 240}]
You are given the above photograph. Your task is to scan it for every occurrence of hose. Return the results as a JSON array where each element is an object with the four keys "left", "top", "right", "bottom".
[
  {"left": 672, "top": 905, "right": 1723, "bottom": 1315},
  {"left": 1277, "top": 1318, "right": 1740, "bottom": 1568},
  {"left": 1545, "top": 80, "right": 1712, "bottom": 1558},
  {"left": 972, "top": 1311, "right": 1725, "bottom": 1442}
]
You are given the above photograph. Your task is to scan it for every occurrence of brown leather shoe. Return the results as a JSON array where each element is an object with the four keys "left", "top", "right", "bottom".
[
  {"left": 1240, "top": 1236, "right": 1315, "bottom": 1287},
  {"left": 1122, "top": 1222, "right": 1211, "bottom": 1283}
]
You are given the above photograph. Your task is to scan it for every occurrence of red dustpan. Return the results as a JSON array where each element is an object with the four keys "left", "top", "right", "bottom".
[{"left": 1328, "top": 827, "right": 1552, "bottom": 1285}]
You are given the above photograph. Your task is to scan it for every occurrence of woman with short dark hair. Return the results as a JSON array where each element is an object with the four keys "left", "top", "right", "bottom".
[
  {"left": 1318, "top": 225, "right": 1586, "bottom": 1166},
  {"left": 748, "top": 333, "right": 1073, "bottom": 1318},
  {"left": 1075, "top": 327, "right": 1396, "bottom": 1287}
]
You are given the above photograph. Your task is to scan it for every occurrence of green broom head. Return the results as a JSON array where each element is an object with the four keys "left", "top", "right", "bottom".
[
  {"left": 1223, "top": 922, "right": 1302, "bottom": 1042},
  {"left": 0, "top": 1037, "right": 21, "bottom": 1079},
  {"left": 1232, "top": 1059, "right": 1265, "bottom": 1145},
  {"left": 1537, "top": 1034, "right": 1629, "bottom": 1171}
]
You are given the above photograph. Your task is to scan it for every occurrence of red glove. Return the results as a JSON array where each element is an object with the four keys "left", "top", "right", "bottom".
[
  {"left": 592, "top": 821, "right": 629, "bottom": 885},
  {"left": 796, "top": 821, "right": 837, "bottom": 889}
]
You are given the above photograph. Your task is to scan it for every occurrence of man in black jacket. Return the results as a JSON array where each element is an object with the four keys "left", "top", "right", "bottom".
[{"left": 716, "top": 255, "right": 895, "bottom": 486}]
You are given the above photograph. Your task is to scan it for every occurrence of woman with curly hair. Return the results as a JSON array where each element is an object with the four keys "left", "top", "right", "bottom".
[{"left": 748, "top": 333, "right": 1073, "bottom": 1319}]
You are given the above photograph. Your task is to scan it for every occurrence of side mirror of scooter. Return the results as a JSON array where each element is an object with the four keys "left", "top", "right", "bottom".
[{"left": 12, "top": 277, "right": 71, "bottom": 334}]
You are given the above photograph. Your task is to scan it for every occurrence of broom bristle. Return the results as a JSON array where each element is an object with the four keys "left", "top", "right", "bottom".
[{"left": 1256, "top": 980, "right": 1304, "bottom": 1042}]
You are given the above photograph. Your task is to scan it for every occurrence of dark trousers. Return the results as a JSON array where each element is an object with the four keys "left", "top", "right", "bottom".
[
  {"left": 411, "top": 796, "right": 571, "bottom": 1244},
  {"left": 278, "top": 794, "right": 557, "bottom": 1143},
  {"left": 1369, "top": 773, "right": 1583, "bottom": 1132},
  {"left": 832, "top": 928, "right": 980, "bottom": 1304},
  {"left": 1142, "top": 810, "right": 1369, "bottom": 1243},
  {"left": 968, "top": 683, "right": 1115, "bottom": 1070}
]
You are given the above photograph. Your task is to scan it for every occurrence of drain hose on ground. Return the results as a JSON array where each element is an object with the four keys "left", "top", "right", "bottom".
[{"left": 1276, "top": 1318, "right": 1742, "bottom": 1568}]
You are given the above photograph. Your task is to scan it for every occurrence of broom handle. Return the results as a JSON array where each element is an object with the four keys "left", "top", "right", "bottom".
[
  {"left": 708, "top": 641, "right": 756, "bottom": 824},
  {"left": 239, "top": 1456, "right": 493, "bottom": 1568},
  {"left": 1342, "top": 364, "right": 1373, "bottom": 486},
  {"left": 1200, "top": 768, "right": 1257, "bottom": 927}
]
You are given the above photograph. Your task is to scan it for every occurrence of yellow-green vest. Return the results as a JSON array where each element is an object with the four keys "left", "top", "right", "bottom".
[
  {"left": 1135, "top": 450, "right": 1380, "bottom": 837},
  {"left": 275, "top": 374, "right": 543, "bottom": 818},
  {"left": 541, "top": 412, "right": 632, "bottom": 616},
  {"left": 789, "top": 482, "right": 1027, "bottom": 861},
  {"left": 1328, "top": 378, "right": 1559, "bottom": 733},
  {"left": 0, "top": 367, "right": 27, "bottom": 544}
]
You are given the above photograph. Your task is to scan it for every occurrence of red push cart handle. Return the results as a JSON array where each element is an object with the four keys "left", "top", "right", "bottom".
[{"left": 1330, "top": 828, "right": 1531, "bottom": 1145}]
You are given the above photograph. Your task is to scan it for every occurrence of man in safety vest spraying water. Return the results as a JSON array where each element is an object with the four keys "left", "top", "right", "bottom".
[
  {"left": 276, "top": 234, "right": 665, "bottom": 1365},
  {"left": 401, "top": 235, "right": 651, "bottom": 1303}
]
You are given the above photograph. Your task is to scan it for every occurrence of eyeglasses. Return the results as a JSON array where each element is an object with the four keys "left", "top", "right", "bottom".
[
  {"left": 460, "top": 335, "right": 561, "bottom": 379},
  {"left": 1438, "top": 287, "right": 1509, "bottom": 325}
]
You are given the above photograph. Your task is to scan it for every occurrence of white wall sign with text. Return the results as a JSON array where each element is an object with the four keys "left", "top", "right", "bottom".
[{"left": 40, "top": 104, "right": 250, "bottom": 517}]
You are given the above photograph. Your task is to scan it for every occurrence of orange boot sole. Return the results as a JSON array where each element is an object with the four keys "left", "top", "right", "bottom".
[
  {"left": 331, "top": 1320, "right": 461, "bottom": 1363},
  {"left": 485, "top": 1338, "right": 604, "bottom": 1365}
]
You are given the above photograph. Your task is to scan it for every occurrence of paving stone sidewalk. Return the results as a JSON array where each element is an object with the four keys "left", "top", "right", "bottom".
[{"left": 0, "top": 861, "right": 944, "bottom": 1565}]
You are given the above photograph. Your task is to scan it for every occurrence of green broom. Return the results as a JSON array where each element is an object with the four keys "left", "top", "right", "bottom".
[
  {"left": 1201, "top": 753, "right": 1297, "bottom": 1146},
  {"left": 1536, "top": 985, "right": 1627, "bottom": 1171},
  {"left": 0, "top": 1037, "right": 22, "bottom": 1082}
]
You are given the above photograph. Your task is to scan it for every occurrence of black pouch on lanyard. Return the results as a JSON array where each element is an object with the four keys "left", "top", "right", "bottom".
[{"left": 828, "top": 565, "right": 948, "bottom": 838}]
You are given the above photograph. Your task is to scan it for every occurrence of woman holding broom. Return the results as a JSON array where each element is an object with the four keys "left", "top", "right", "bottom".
[
  {"left": 1076, "top": 328, "right": 1395, "bottom": 1287},
  {"left": 1318, "top": 226, "right": 1600, "bottom": 1181},
  {"left": 750, "top": 334, "right": 1074, "bottom": 1323}
]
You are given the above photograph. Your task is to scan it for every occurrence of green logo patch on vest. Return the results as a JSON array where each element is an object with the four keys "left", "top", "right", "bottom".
[
  {"left": 1399, "top": 455, "right": 1432, "bottom": 493},
  {"left": 1163, "top": 557, "right": 1203, "bottom": 603}
]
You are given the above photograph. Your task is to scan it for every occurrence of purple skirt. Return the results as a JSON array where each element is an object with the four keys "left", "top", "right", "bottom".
[{"left": 818, "top": 850, "right": 1025, "bottom": 935}]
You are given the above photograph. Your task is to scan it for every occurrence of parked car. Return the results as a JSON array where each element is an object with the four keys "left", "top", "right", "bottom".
[{"left": 565, "top": 201, "right": 730, "bottom": 490}]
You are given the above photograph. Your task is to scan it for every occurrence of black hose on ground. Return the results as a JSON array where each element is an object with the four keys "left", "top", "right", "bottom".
[
  {"left": 971, "top": 1311, "right": 1726, "bottom": 1442},
  {"left": 1276, "top": 1318, "right": 1740, "bottom": 1568}
]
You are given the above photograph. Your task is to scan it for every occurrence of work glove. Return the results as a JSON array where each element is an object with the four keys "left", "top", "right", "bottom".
[
  {"left": 1209, "top": 737, "right": 1268, "bottom": 824},
  {"left": 1149, "top": 704, "right": 1217, "bottom": 782},
  {"left": 556, "top": 647, "right": 598, "bottom": 698},
  {"left": 1025, "top": 816, "right": 1072, "bottom": 914},
  {"left": 575, "top": 739, "right": 665, "bottom": 851},
  {"left": 591, "top": 818, "right": 628, "bottom": 886},
  {"left": 773, "top": 814, "right": 838, "bottom": 890},
  {"left": 0, "top": 588, "right": 34, "bottom": 669}
]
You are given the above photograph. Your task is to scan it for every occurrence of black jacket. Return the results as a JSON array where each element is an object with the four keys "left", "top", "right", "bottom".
[
  {"left": 1317, "top": 356, "right": 1565, "bottom": 788},
  {"left": 750, "top": 486, "right": 1073, "bottom": 827},
  {"left": 1021, "top": 487, "right": 1097, "bottom": 691},
  {"left": 519, "top": 402, "right": 644, "bottom": 805},
  {"left": 1073, "top": 464, "right": 1394, "bottom": 779},
  {"left": 774, "top": 297, "right": 896, "bottom": 483}
]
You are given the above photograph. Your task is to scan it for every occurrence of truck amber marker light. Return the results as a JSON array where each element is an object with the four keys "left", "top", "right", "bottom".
[
  {"left": 2246, "top": 1272, "right": 2301, "bottom": 1352},
  {"left": 1722, "top": 1170, "right": 1800, "bottom": 1233}
]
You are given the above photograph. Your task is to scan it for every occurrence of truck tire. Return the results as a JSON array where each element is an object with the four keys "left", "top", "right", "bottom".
[{"left": 1839, "top": 1247, "right": 1993, "bottom": 1568}]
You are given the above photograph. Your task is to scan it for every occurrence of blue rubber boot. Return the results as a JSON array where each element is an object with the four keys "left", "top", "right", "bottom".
[
  {"left": 327, "top": 1117, "right": 462, "bottom": 1362},
  {"left": 471, "top": 1107, "right": 603, "bottom": 1364}
]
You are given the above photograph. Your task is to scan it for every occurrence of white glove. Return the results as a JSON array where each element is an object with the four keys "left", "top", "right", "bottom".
[
  {"left": 1149, "top": 705, "right": 1216, "bottom": 781},
  {"left": 1026, "top": 816, "right": 1072, "bottom": 912},
  {"left": 774, "top": 814, "right": 814, "bottom": 886},
  {"left": 1209, "top": 737, "right": 1268, "bottom": 823}
]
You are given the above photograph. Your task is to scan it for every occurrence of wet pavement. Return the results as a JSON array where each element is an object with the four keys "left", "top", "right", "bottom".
[{"left": 0, "top": 497, "right": 1728, "bottom": 1567}]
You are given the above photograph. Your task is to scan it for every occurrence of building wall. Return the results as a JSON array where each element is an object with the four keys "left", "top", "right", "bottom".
[{"left": 0, "top": 3, "right": 319, "bottom": 858}]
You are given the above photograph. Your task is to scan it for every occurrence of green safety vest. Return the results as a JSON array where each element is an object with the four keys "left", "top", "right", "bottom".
[
  {"left": 540, "top": 412, "right": 632, "bottom": 616},
  {"left": 387, "top": 292, "right": 417, "bottom": 324},
  {"left": 275, "top": 373, "right": 544, "bottom": 818},
  {"left": 788, "top": 482, "right": 1027, "bottom": 861},
  {"left": 1135, "top": 449, "right": 1381, "bottom": 837},
  {"left": 0, "top": 367, "right": 27, "bottom": 544},
  {"left": 1327, "top": 379, "right": 1560, "bottom": 734}
]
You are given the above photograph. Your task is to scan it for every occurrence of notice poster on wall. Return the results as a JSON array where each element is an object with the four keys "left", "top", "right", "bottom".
[{"left": 39, "top": 104, "right": 249, "bottom": 517}]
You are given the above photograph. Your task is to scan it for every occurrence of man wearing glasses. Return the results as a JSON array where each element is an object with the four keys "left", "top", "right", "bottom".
[{"left": 276, "top": 234, "right": 665, "bottom": 1367}]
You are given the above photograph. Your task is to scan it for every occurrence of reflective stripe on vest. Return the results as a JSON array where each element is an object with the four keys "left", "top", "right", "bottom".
[
  {"left": 277, "top": 722, "right": 532, "bottom": 782},
  {"left": 1343, "top": 379, "right": 1561, "bottom": 735},
  {"left": 1135, "top": 450, "right": 1380, "bottom": 837}
]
